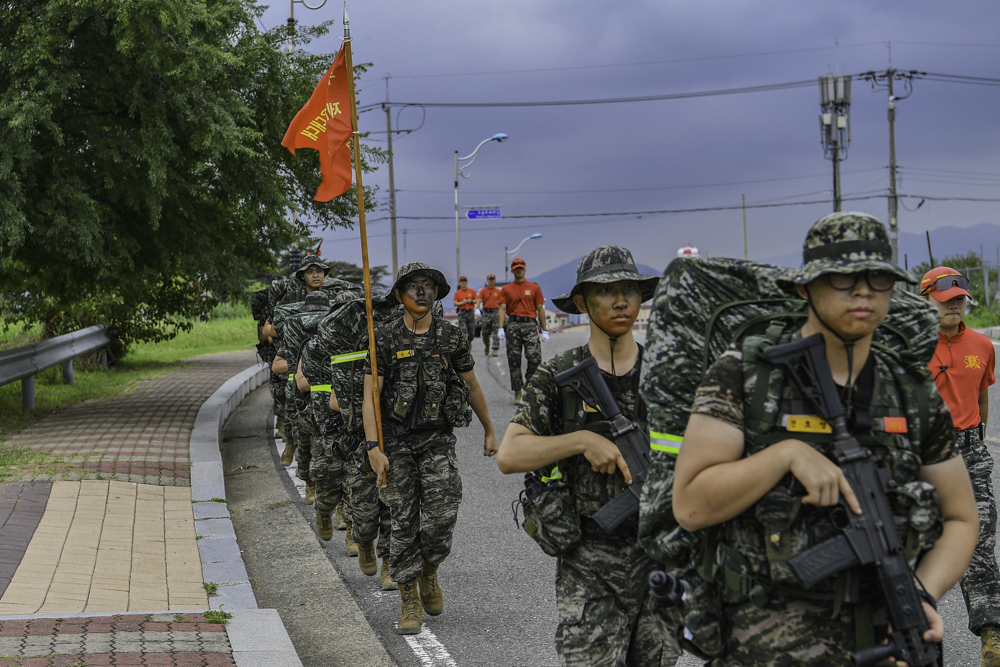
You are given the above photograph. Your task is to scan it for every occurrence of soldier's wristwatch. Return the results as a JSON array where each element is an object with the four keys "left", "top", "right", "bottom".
[{"left": 366, "top": 440, "right": 381, "bottom": 451}]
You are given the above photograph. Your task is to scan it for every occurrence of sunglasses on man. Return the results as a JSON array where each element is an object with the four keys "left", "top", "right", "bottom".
[{"left": 921, "top": 274, "right": 970, "bottom": 295}]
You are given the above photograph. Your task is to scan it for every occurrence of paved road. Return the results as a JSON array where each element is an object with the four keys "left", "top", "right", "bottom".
[{"left": 233, "top": 331, "right": 1000, "bottom": 666}]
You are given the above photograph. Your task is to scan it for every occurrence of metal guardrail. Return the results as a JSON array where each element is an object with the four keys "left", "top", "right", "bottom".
[{"left": 0, "top": 325, "right": 112, "bottom": 409}]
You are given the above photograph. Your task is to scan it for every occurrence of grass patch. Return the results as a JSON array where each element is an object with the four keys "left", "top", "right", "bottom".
[
  {"left": 203, "top": 582, "right": 218, "bottom": 595},
  {"left": 203, "top": 609, "right": 232, "bottom": 625},
  {"left": 211, "top": 497, "right": 227, "bottom": 503},
  {"left": 0, "top": 313, "right": 257, "bottom": 480},
  {"left": 967, "top": 304, "right": 1000, "bottom": 329}
]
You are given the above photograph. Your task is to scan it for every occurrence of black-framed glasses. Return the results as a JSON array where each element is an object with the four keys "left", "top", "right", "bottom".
[
  {"left": 922, "top": 274, "right": 970, "bottom": 295},
  {"left": 827, "top": 270, "right": 896, "bottom": 292}
]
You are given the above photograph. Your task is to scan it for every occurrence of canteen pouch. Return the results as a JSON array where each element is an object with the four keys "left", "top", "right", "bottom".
[
  {"left": 517, "top": 474, "right": 582, "bottom": 557},
  {"left": 888, "top": 479, "right": 944, "bottom": 566},
  {"left": 393, "top": 364, "right": 418, "bottom": 420}
]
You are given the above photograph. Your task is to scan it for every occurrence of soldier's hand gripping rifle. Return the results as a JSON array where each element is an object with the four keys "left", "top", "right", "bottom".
[
  {"left": 554, "top": 356, "right": 651, "bottom": 534},
  {"left": 762, "top": 334, "right": 939, "bottom": 667}
]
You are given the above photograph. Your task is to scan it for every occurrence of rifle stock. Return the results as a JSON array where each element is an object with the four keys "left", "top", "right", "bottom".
[
  {"left": 762, "top": 334, "right": 939, "bottom": 667},
  {"left": 554, "top": 356, "right": 650, "bottom": 534}
]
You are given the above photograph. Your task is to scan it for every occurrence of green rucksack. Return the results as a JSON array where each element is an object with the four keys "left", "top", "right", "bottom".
[{"left": 636, "top": 257, "right": 939, "bottom": 660}]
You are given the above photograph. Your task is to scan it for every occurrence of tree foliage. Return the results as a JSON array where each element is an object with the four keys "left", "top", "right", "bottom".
[{"left": 0, "top": 0, "right": 385, "bottom": 355}]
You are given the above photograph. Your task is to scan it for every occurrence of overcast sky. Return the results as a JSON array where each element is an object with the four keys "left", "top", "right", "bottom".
[{"left": 261, "top": 0, "right": 1000, "bottom": 284}]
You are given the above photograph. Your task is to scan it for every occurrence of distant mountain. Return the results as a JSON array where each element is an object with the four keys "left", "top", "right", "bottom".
[
  {"left": 532, "top": 257, "right": 663, "bottom": 312},
  {"left": 757, "top": 222, "right": 1000, "bottom": 270}
]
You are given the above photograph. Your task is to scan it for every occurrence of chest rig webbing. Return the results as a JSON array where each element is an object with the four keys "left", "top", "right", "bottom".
[
  {"left": 383, "top": 317, "right": 455, "bottom": 434},
  {"left": 548, "top": 345, "right": 648, "bottom": 521}
]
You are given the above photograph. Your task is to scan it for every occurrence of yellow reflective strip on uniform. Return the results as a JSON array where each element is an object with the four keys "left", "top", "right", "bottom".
[
  {"left": 310, "top": 385, "right": 332, "bottom": 393},
  {"left": 540, "top": 466, "right": 563, "bottom": 483},
  {"left": 649, "top": 430, "right": 682, "bottom": 454},
  {"left": 396, "top": 350, "right": 414, "bottom": 359},
  {"left": 330, "top": 351, "right": 367, "bottom": 364},
  {"left": 287, "top": 377, "right": 296, "bottom": 382}
]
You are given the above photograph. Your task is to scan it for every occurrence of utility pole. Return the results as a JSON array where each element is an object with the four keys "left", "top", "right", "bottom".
[
  {"left": 384, "top": 102, "right": 398, "bottom": 276},
  {"left": 863, "top": 68, "right": 922, "bottom": 265},
  {"left": 818, "top": 71, "right": 852, "bottom": 212},
  {"left": 741, "top": 194, "right": 748, "bottom": 260}
]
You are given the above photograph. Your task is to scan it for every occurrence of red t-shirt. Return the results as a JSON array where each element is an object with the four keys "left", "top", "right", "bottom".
[
  {"left": 453, "top": 287, "right": 478, "bottom": 310},
  {"left": 478, "top": 286, "right": 502, "bottom": 309},
  {"left": 927, "top": 323, "right": 996, "bottom": 430},
  {"left": 500, "top": 280, "right": 544, "bottom": 318}
]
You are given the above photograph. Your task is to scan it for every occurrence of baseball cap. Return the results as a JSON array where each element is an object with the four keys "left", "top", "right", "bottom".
[
  {"left": 459, "top": 276, "right": 468, "bottom": 281},
  {"left": 487, "top": 273, "right": 496, "bottom": 280},
  {"left": 510, "top": 258, "right": 526, "bottom": 269},
  {"left": 921, "top": 266, "right": 972, "bottom": 302}
]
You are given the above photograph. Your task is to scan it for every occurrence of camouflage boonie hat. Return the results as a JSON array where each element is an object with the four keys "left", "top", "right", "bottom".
[
  {"left": 780, "top": 212, "right": 916, "bottom": 288},
  {"left": 389, "top": 261, "right": 451, "bottom": 303},
  {"left": 295, "top": 254, "right": 329, "bottom": 280},
  {"left": 302, "top": 290, "right": 331, "bottom": 311},
  {"left": 552, "top": 245, "right": 660, "bottom": 315}
]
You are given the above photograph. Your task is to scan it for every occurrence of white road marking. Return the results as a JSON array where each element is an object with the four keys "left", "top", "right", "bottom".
[{"left": 404, "top": 629, "right": 459, "bottom": 667}]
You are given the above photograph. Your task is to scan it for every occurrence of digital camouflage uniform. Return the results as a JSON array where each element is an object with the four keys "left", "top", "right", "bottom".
[
  {"left": 512, "top": 246, "right": 677, "bottom": 667},
  {"left": 480, "top": 309, "right": 500, "bottom": 353},
  {"left": 957, "top": 427, "right": 1000, "bottom": 637},
  {"left": 281, "top": 292, "right": 332, "bottom": 484},
  {"left": 314, "top": 294, "right": 401, "bottom": 559},
  {"left": 504, "top": 321, "right": 542, "bottom": 393},
  {"left": 513, "top": 347, "right": 681, "bottom": 667},
  {"left": 367, "top": 313, "right": 474, "bottom": 583},
  {"left": 456, "top": 309, "right": 476, "bottom": 346},
  {"left": 638, "top": 212, "right": 962, "bottom": 665}
]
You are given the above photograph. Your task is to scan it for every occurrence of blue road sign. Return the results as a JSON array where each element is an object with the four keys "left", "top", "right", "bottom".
[{"left": 466, "top": 208, "right": 502, "bottom": 220}]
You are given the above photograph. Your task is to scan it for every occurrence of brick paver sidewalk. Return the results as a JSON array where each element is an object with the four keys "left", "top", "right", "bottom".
[
  {"left": 0, "top": 613, "right": 234, "bottom": 666},
  {"left": 5, "top": 351, "right": 257, "bottom": 485},
  {"left": 0, "top": 350, "right": 265, "bottom": 667}
]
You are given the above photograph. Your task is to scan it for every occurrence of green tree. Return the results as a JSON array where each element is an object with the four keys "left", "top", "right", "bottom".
[{"left": 0, "top": 0, "right": 385, "bottom": 356}]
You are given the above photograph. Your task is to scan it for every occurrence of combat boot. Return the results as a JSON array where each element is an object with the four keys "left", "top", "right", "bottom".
[
  {"left": 344, "top": 520, "right": 359, "bottom": 557},
  {"left": 335, "top": 502, "right": 347, "bottom": 530},
  {"left": 492, "top": 350, "right": 498, "bottom": 357},
  {"left": 514, "top": 389, "right": 522, "bottom": 403},
  {"left": 484, "top": 346, "right": 490, "bottom": 356},
  {"left": 305, "top": 481, "right": 315, "bottom": 504},
  {"left": 982, "top": 628, "right": 1000, "bottom": 666},
  {"left": 397, "top": 581, "right": 422, "bottom": 635},
  {"left": 417, "top": 559, "right": 443, "bottom": 616},
  {"left": 381, "top": 558, "right": 397, "bottom": 590},
  {"left": 280, "top": 436, "right": 296, "bottom": 466},
  {"left": 276, "top": 416, "right": 285, "bottom": 438},
  {"left": 357, "top": 541, "right": 377, "bottom": 576},
  {"left": 316, "top": 512, "right": 333, "bottom": 541}
]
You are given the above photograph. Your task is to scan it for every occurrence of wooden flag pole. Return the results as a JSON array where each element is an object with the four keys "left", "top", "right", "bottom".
[{"left": 343, "top": 5, "right": 386, "bottom": 483}]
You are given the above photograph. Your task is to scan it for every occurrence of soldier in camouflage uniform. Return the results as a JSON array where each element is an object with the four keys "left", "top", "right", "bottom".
[
  {"left": 498, "top": 258, "right": 549, "bottom": 402},
  {"left": 363, "top": 262, "right": 498, "bottom": 635},
  {"left": 497, "top": 246, "right": 680, "bottom": 667},
  {"left": 921, "top": 266, "right": 1000, "bottom": 665},
  {"left": 453, "top": 276, "right": 478, "bottom": 350},
  {"left": 310, "top": 292, "right": 402, "bottom": 588},
  {"left": 476, "top": 273, "right": 502, "bottom": 356},
  {"left": 668, "top": 212, "right": 980, "bottom": 665}
]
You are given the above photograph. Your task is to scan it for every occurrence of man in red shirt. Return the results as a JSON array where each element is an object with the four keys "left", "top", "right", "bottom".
[
  {"left": 476, "top": 273, "right": 503, "bottom": 357},
  {"left": 923, "top": 266, "right": 1000, "bottom": 664},
  {"left": 499, "top": 258, "right": 549, "bottom": 402},
  {"left": 453, "top": 276, "right": 478, "bottom": 351}
]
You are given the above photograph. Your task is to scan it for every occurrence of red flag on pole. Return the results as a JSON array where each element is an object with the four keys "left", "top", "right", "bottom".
[{"left": 282, "top": 46, "right": 353, "bottom": 202}]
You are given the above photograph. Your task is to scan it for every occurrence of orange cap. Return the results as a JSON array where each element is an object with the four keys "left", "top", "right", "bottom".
[
  {"left": 921, "top": 266, "right": 972, "bottom": 302},
  {"left": 510, "top": 258, "right": 526, "bottom": 268}
]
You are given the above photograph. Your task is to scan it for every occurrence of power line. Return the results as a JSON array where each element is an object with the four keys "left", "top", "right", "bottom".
[
  {"left": 360, "top": 43, "right": 889, "bottom": 81},
  {"left": 358, "top": 78, "right": 817, "bottom": 111},
  {"left": 394, "top": 168, "right": 886, "bottom": 195}
]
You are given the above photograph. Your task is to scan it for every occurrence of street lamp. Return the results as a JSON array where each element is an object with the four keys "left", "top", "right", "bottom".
[
  {"left": 505, "top": 233, "right": 542, "bottom": 282},
  {"left": 455, "top": 133, "right": 508, "bottom": 282}
]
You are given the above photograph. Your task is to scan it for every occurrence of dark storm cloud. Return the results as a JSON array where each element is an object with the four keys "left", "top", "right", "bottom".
[{"left": 263, "top": 0, "right": 1000, "bottom": 282}]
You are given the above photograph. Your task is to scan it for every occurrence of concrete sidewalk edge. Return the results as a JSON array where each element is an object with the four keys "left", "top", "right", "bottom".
[{"left": 189, "top": 362, "right": 303, "bottom": 666}]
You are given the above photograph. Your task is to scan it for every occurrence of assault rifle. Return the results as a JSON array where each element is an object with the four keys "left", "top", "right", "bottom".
[
  {"left": 554, "top": 356, "right": 650, "bottom": 534},
  {"left": 762, "top": 334, "right": 939, "bottom": 667}
]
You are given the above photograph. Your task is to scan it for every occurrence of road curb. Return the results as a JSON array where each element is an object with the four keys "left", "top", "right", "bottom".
[{"left": 188, "top": 362, "right": 304, "bottom": 667}]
